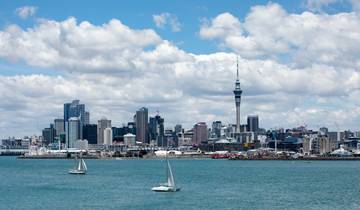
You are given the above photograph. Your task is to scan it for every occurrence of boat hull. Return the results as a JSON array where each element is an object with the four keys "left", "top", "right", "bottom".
[
  {"left": 151, "top": 186, "right": 180, "bottom": 192},
  {"left": 68, "top": 169, "right": 86, "bottom": 175}
]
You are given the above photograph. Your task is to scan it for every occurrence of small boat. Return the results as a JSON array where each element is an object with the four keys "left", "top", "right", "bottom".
[
  {"left": 152, "top": 160, "right": 180, "bottom": 192},
  {"left": 68, "top": 155, "right": 87, "bottom": 175}
]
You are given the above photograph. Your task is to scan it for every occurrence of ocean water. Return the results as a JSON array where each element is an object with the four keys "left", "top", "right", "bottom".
[{"left": 1, "top": 157, "right": 360, "bottom": 210}]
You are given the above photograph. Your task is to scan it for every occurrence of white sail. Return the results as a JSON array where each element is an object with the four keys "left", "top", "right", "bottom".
[
  {"left": 82, "top": 159, "right": 87, "bottom": 171},
  {"left": 167, "top": 160, "right": 175, "bottom": 188},
  {"left": 77, "top": 159, "right": 82, "bottom": 171},
  {"left": 151, "top": 159, "right": 180, "bottom": 192},
  {"left": 69, "top": 155, "right": 87, "bottom": 175}
]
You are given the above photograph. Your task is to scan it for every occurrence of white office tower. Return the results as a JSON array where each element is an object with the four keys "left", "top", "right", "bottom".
[
  {"left": 66, "top": 117, "right": 81, "bottom": 148},
  {"left": 97, "top": 117, "right": 111, "bottom": 145},
  {"left": 104, "top": 127, "right": 113, "bottom": 145}
]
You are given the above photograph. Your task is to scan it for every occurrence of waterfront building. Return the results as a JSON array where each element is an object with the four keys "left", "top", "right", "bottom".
[
  {"left": 75, "top": 139, "right": 88, "bottom": 150},
  {"left": 319, "top": 127, "right": 328, "bottom": 135},
  {"left": 192, "top": 122, "right": 208, "bottom": 145},
  {"left": 124, "top": 133, "right": 136, "bottom": 146},
  {"left": 165, "top": 129, "right": 177, "bottom": 147},
  {"left": 135, "top": 107, "right": 149, "bottom": 144},
  {"left": 83, "top": 124, "right": 97, "bottom": 144},
  {"left": 149, "top": 114, "right": 165, "bottom": 147},
  {"left": 247, "top": 115, "right": 259, "bottom": 132},
  {"left": 239, "top": 132, "right": 254, "bottom": 144},
  {"left": 97, "top": 117, "right": 111, "bottom": 145},
  {"left": 174, "top": 124, "right": 182, "bottom": 134},
  {"left": 178, "top": 129, "right": 193, "bottom": 146},
  {"left": 42, "top": 124, "right": 55, "bottom": 145},
  {"left": 319, "top": 135, "right": 331, "bottom": 155},
  {"left": 66, "top": 117, "right": 81, "bottom": 148},
  {"left": 212, "top": 121, "right": 222, "bottom": 138},
  {"left": 104, "top": 127, "right": 113, "bottom": 145},
  {"left": 233, "top": 57, "right": 243, "bottom": 140},
  {"left": 54, "top": 119, "right": 64, "bottom": 136},
  {"left": 302, "top": 137, "right": 311, "bottom": 155}
]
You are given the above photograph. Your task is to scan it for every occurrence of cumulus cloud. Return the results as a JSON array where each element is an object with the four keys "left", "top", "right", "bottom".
[
  {"left": 153, "top": 13, "right": 181, "bottom": 32},
  {"left": 1, "top": 8, "right": 360, "bottom": 137},
  {"left": 15, "top": 6, "right": 38, "bottom": 19},
  {"left": 199, "top": 2, "right": 360, "bottom": 70},
  {"left": 0, "top": 17, "right": 163, "bottom": 74},
  {"left": 304, "top": 0, "right": 339, "bottom": 12}
]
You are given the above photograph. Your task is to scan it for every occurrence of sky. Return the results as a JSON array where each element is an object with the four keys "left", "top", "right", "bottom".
[{"left": 0, "top": 0, "right": 360, "bottom": 138}]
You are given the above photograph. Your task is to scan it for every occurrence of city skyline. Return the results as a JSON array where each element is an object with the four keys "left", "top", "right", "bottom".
[{"left": 1, "top": 0, "right": 360, "bottom": 138}]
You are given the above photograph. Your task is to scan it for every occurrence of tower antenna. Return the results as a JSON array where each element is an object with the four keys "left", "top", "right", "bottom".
[{"left": 236, "top": 56, "right": 239, "bottom": 80}]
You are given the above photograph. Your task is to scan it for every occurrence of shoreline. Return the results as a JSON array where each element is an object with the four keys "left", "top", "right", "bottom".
[{"left": 12, "top": 155, "right": 360, "bottom": 161}]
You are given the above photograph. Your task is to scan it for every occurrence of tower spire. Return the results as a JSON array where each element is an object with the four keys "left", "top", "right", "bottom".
[
  {"left": 233, "top": 55, "right": 243, "bottom": 141},
  {"left": 236, "top": 56, "right": 239, "bottom": 80}
]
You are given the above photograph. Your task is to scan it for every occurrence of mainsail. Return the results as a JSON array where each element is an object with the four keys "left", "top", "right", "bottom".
[
  {"left": 76, "top": 158, "right": 87, "bottom": 172},
  {"left": 167, "top": 160, "right": 175, "bottom": 188}
]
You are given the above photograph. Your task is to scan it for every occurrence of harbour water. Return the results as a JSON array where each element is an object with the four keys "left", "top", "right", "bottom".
[{"left": 1, "top": 157, "right": 360, "bottom": 210}]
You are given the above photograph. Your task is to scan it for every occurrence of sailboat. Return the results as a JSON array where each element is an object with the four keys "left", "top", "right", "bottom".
[
  {"left": 152, "top": 160, "right": 180, "bottom": 192},
  {"left": 68, "top": 155, "right": 87, "bottom": 175}
]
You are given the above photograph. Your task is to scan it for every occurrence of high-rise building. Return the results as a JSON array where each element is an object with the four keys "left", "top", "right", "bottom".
[
  {"left": 247, "top": 115, "right": 259, "bottom": 132},
  {"left": 192, "top": 122, "right": 208, "bottom": 145},
  {"left": 54, "top": 119, "right": 65, "bottom": 136},
  {"left": 165, "top": 129, "right": 177, "bottom": 147},
  {"left": 149, "top": 114, "right": 165, "bottom": 146},
  {"left": 83, "top": 124, "right": 97, "bottom": 144},
  {"left": 135, "top": 107, "right": 149, "bottom": 144},
  {"left": 212, "top": 121, "right": 222, "bottom": 138},
  {"left": 66, "top": 117, "right": 81, "bottom": 148},
  {"left": 84, "top": 111, "right": 90, "bottom": 125},
  {"left": 174, "top": 124, "right": 182, "bottom": 134},
  {"left": 42, "top": 124, "right": 55, "bottom": 145},
  {"left": 104, "top": 127, "right": 113, "bottom": 145},
  {"left": 233, "top": 58, "right": 243, "bottom": 137},
  {"left": 64, "top": 100, "right": 85, "bottom": 123},
  {"left": 64, "top": 100, "right": 87, "bottom": 139},
  {"left": 97, "top": 117, "right": 111, "bottom": 145}
]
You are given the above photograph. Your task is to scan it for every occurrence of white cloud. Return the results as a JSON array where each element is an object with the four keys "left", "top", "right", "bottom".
[
  {"left": 304, "top": 0, "right": 339, "bottom": 12},
  {"left": 15, "top": 6, "right": 38, "bottom": 19},
  {"left": 153, "top": 13, "right": 181, "bottom": 32},
  {"left": 0, "top": 17, "right": 163, "bottom": 74},
  {"left": 199, "top": 2, "right": 360, "bottom": 70},
  {"left": 351, "top": 0, "right": 360, "bottom": 11},
  {"left": 1, "top": 10, "right": 360, "bottom": 137}
]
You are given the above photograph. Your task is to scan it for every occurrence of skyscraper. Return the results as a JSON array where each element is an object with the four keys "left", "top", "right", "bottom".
[
  {"left": 212, "top": 121, "right": 222, "bottom": 138},
  {"left": 64, "top": 100, "right": 87, "bottom": 139},
  {"left": 233, "top": 57, "right": 243, "bottom": 137},
  {"left": 135, "top": 107, "right": 149, "bottom": 144},
  {"left": 192, "top": 122, "right": 208, "bottom": 145},
  {"left": 83, "top": 124, "right": 97, "bottom": 144},
  {"left": 42, "top": 124, "right": 55, "bottom": 145},
  {"left": 54, "top": 119, "right": 64, "bottom": 136},
  {"left": 149, "top": 114, "right": 165, "bottom": 146},
  {"left": 97, "top": 117, "right": 111, "bottom": 145},
  {"left": 66, "top": 117, "right": 81, "bottom": 148},
  {"left": 174, "top": 124, "right": 182, "bottom": 134},
  {"left": 247, "top": 115, "right": 259, "bottom": 132},
  {"left": 103, "top": 127, "right": 113, "bottom": 145},
  {"left": 84, "top": 111, "right": 90, "bottom": 125}
]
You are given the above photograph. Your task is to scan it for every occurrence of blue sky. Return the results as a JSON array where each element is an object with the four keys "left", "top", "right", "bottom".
[
  {"left": 0, "top": 0, "right": 352, "bottom": 56},
  {"left": 0, "top": 0, "right": 360, "bottom": 137}
]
